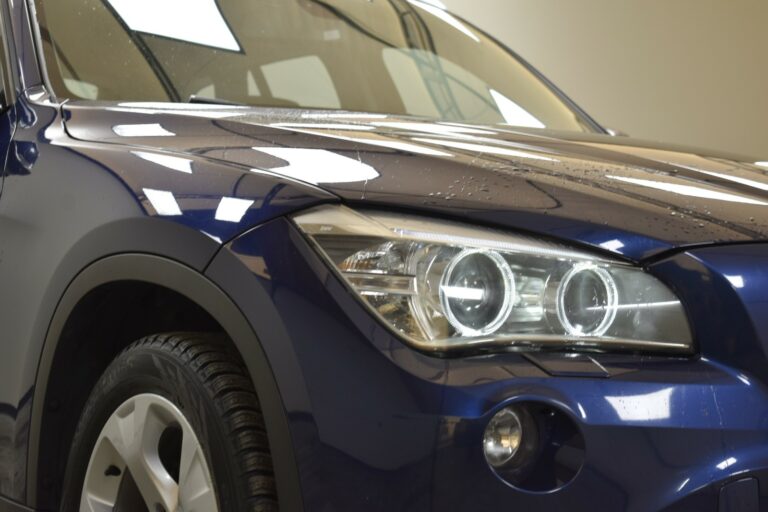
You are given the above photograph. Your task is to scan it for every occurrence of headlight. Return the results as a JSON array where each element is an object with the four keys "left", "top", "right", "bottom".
[{"left": 293, "top": 206, "right": 693, "bottom": 354}]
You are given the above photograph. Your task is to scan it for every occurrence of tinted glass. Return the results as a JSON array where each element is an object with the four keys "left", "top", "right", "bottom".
[{"left": 35, "top": 0, "right": 594, "bottom": 131}]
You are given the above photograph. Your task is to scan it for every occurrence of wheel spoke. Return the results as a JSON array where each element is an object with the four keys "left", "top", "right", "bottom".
[
  {"left": 100, "top": 396, "right": 179, "bottom": 511},
  {"left": 178, "top": 423, "right": 217, "bottom": 511},
  {"left": 79, "top": 421, "right": 126, "bottom": 510},
  {"left": 82, "top": 495, "right": 115, "bottom": 512},
  {"left": 80, "top": 394, "right": 219, "bottom": 512}
]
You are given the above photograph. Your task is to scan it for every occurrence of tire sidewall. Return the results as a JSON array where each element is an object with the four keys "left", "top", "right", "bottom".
[{"left": 61, "top": 344, "right": 245, "bottom": 512}]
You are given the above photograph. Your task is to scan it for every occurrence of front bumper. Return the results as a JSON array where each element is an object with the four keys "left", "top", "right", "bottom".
[
  {"left": 436, "top": 354, "right": 764, "bottom": 512},
  {"left": 207, "top": 217, "right": 768, "bottom": 512}
]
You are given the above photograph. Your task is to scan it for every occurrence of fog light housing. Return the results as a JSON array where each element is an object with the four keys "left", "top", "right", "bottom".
[
  {"left": 483, "top": 407, "right": 524, "bottom": 467},
  {"left": 483, "top": 402, "right": 586, "bottom": 492}
]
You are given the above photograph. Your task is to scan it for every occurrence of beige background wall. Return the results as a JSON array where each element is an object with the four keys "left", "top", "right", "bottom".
[{"left": 440, "top": 0, "right": 768, "bottom": 159}]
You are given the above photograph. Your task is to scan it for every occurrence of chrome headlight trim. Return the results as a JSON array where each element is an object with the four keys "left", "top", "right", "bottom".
[{"left": 293, "top": 205, "right": 693, "bottom": 355}]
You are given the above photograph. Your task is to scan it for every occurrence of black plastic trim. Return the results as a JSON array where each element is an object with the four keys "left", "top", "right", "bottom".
[
  {"left": 0, "top": 496, "right": 31, "bottom": 512},
  {"left": 523, "top": 353, "right": 609, "bottom": 378},
  {"left": 28, "top": 253, "right": 303, "bottom": 511}
]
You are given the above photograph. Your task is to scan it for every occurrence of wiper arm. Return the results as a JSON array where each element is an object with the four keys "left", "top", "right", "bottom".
[{"left": 188, "top": 95, "right": 246, "bottom": 106}]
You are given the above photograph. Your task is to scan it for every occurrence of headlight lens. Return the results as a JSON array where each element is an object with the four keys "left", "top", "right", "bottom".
[
  {"left": 555, "top": 263, "right": 618, "bottom": 337},
  {"left": 441, "top": 249, "right": 515, "bottom": 336},
  {"left": 293, "top": 206, "right": 693, "bottom": 354}
]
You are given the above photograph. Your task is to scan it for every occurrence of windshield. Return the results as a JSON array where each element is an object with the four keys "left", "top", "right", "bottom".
[{"left": 35, "top": 0, "right": 595, "bottom": 131}]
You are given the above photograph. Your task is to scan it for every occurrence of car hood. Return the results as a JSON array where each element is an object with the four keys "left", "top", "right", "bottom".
[{"left": 63, "top": 102, "right": 768, "bottom": 261}]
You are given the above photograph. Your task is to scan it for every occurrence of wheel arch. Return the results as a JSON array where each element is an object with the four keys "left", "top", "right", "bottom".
[{"left": 28, "top": 253, "right": 303, "bottom": 512}]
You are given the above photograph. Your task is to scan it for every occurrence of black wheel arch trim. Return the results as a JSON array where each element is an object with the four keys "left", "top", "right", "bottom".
[
  {"left": 0, "top": 495, "right": 32, "bottom": 512},
  {"left": 28, "top": 253, "right": 304, "bottom": 512}
]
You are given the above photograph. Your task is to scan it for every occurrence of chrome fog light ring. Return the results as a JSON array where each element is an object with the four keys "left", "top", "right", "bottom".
[{"left": 483, "top": 401, "right": 586, "bottom": 493}]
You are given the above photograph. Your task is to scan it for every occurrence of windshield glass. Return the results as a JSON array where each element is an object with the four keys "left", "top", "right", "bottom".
[{"left": 35, "top": 0, "right": 595, "bottom": 131}]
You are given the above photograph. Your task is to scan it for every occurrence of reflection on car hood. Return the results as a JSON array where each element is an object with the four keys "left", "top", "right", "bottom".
[{"left": 63, "top": 102, "right": 768, "bottom": 260}]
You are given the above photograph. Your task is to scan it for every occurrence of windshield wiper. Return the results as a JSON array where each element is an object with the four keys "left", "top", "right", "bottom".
[{"left": 188, "top": 95, "right": 246, "bottom": 106}]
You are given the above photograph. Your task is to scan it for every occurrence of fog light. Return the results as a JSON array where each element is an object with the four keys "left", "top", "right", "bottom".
[
  {"left": 484, "top": 402, "right": 585, "bottom": 492},
  {"left": 483, "top": 407, "right": 523, "bottom": 468}
]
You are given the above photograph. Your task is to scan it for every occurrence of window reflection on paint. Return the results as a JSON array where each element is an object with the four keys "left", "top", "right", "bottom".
[
  {"left": 676, "top": 478, "right": 691, "bottom": 492},
  {"left": 605, "top": 388, "right": 673, "bottom": 421},
  {"left": 586, "top": 145, "right": 768, "bottom": 195},
  {"left": 215, "top": 197, "right": 255, "bottom": 223},
  {"left": 693, "top": 169, "right": 768, "bottom": 193},
  {"left": 201, "top": 231, "right": 223, "bottom": 244},
  {"left": 113, "top": 123, "right": 175, "bottom": 137},
  {"left": 252, "top": 148, "right": 380, "bottom": 185},
  {"left": 143, "top": 188, "right": 183, "bottom": 216},
  {"left": 412, "top": 137, "right": 558, "bottom": 162},
  {"left": 608, "top": 175, "right": 768, "bottom": 206},
  {"left": 268, "top": 127, "right": 453, "bottom": 158},
  {"left": 350, "top": 139, "right": 451, "bottom": 157},
  {"left": 271, "top": 123, "right": 375, "bottom": 132},
  {"left": 133, "top": 151, "right": 193, "bottom": 174},
  {"left": 599, "top": 239, "right": 625, "bottom": 252},
  {"left": 372, "top": 121, "right": 495, "bottom": 136},
  {"left": 301, "top": 113, "right": 389, "bottom": 121},
  {"left": 716, "top": 457, "right": 737, "bottom": 470}
]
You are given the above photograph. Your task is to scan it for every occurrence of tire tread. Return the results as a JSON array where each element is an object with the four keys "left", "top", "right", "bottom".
[
  {"left": 64, "top": 331, "right": 279, "bottom": 512},
  {"left": 142, "top": 333, "right": 279, "bottom": 511}
]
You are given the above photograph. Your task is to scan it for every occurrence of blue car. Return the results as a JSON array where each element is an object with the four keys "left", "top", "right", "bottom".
[{"left": 0, "top": 0, "right": 764, "bottom": 511}]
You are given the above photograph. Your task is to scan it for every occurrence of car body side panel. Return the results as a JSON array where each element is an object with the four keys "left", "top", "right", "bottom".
[
  {"left": 650, "top": 247, "right": 768, "bottom": 384},
  {"left": 0, "top": 495, "right": 31, "bottom": 512},
  {"left": 206, "top": 217, "right": 448, "bottom": 511},
  {"left": 0, "top": 95, "right": 334, "bottom": 502},
  {"left": 27, "top": 254, "right": 305, "bottom": 511},
  {"left": 653, "top": 245, "right": 768, "bottom": 493},
  {"left": 1, "top": 0, "right": 768, "bottom": 510}
]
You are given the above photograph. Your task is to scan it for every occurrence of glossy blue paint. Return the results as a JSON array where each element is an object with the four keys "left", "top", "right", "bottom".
[
  {"left": 0, "top": 0, "right": 761, "bottom": 510},
  {"left": 209, "top": 219, "right": 768, "bottom": 511},
  {"left": 61, "top": 102, "right": 768, "bottom": 261}
]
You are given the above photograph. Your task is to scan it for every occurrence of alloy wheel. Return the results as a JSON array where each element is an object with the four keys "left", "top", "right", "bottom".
[{"left": 79, "top": 393, "right": 218, "bottom": 512}]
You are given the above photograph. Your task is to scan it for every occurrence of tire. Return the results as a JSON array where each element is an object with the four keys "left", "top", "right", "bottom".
[{"left": 60, "top": 332, "right": 278, "bottom": 512}]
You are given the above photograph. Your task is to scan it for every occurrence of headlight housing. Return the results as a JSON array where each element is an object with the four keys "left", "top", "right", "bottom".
[{"left": 293, "top": 206, "right": 693, "bottom": 354}]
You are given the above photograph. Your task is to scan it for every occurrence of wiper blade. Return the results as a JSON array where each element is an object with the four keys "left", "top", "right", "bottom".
[{"left": 188, "top": 95, "right": 246, "bottom": 106}]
